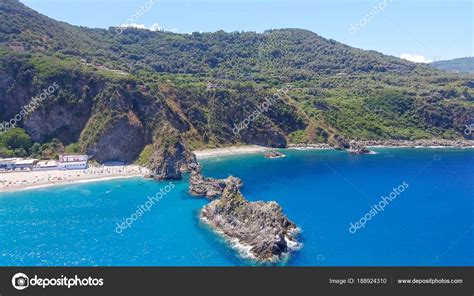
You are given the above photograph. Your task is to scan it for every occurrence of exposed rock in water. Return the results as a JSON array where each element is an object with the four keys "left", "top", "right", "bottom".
[
  {"left": 265, "top": 150, "right": 286, "bottom": 159},
  {"left": 200, "top": 183, "right": 301, "bottom": 263},
  {"left": 146, "top": 125, "right": 198, "bottom": 180},
  {"left": 347, "top": 140, "right": 375, "bottom": 155},
  {"left": 189, "top": 166, "right": 242, "bottom": 199}
]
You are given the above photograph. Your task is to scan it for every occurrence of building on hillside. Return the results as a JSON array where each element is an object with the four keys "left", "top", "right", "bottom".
[{"left": 58, "top": 155, "right": 88, "bottom": 170}]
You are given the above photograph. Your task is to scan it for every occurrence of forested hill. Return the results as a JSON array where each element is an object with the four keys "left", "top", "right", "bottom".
[
  {"left": 431, "top": 57, "right": 474, "bottom": 74},
  {"left": 0, "top": 0, "right": 473, "bottom": 169},
  {"left": 1, "top": 0, "right": 427, "bottom": 78}
]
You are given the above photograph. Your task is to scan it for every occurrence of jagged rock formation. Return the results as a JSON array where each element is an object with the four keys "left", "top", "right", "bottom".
[
  {"left": 200, "top": 183, "right": 300, "bottom": 262},
  {"left": 146, "top": 126, "right": 198, "bottom": 180},
  {"left": 189, "top": 166, "right": 242, "bottom": 199}
]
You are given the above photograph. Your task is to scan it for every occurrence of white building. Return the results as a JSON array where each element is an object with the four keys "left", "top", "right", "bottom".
[
  {"left": 33, "top": 160, "right": 59, "bottom": 171},
  {"left": 58, "top": 155, "right": 88, "bottom": 170},
  {"left": 59, "top": 155, "right": 88, "bottom": 163},
  {"left": 0, "top": 158, "right": 20, "bottom": 169},
  {"left": 13, "top": 159, "right": 37, "bottom": 170},
  {"left": 0, "top": 158, "right": 37, "bottom": 171},
  {"left": 58, "top": 161, "right": 88, "bottom": 170}
]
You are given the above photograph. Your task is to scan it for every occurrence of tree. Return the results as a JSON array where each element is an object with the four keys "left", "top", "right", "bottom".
[{"left": 0, "top": 128, "right": 32, "bottom": 151}]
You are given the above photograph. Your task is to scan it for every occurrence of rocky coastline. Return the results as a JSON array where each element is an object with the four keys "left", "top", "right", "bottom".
[
  {"left": 288, "top": 139, "right": 473, "bottom": 151},
  {"left": 156, "top": 137, "right": 472, "bottom": 263},
  {"left": 355, "top": 139, "right": 474, "bottom": 148}
]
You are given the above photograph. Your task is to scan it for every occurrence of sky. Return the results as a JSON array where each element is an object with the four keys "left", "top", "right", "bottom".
[{"left": 20, "top": 0, "right": 473, "bottom": 62}]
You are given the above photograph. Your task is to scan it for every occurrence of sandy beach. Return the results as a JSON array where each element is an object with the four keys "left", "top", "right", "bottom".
[
  {"left": 193, "top": 145, "right": 270, "bottom": 159},
  {"left": 0, "top": 165, "right": 151, "bottom": 193}
]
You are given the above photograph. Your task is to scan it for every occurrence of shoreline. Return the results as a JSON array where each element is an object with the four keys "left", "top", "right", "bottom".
[
  {"left": 0, "top": 165, "right": 150, "bottom": 193},
  {"left": 193, "top": 145, "right": 269, "bottom": 159},
  {"left": 194, "top": 140, "right": 474, "bottom": 159},
  {"left": 355, "top": 139, "right": 474, "bottom": 149},
  {"left": 2, "top": 140, "right": 471, "bottom": 192},
  {"left": 289, "top": 139, "right": 474, "bottom": 150}
]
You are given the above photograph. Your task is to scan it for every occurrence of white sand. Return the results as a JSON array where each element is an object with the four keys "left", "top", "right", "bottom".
[
  {"left": 0, "top": 165, "right": 151, "bottom": 193},
  {"left": 193, "top": 145, "right": 269, "bottom": 159}
]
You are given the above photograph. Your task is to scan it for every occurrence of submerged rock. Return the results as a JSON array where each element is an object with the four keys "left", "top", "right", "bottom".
[
  {"left": 200, "top": 183, "right": 301, "bottom": 263},
  {"left": 189, "top": 165, "right": 242, "bottom": 199}
]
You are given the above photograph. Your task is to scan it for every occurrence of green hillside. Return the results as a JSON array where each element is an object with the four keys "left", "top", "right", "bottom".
[
  {"left": 0, "top": 0, "right": 473, "bottom": 167},
  {"left": 431, "top": 57, "right": 474, "bottom": 74}
]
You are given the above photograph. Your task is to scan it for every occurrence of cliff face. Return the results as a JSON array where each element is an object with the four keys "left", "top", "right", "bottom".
[
  {"left": 25, "top": 78, "right": 101, "bottom": 144},
  {"left": 146, "top": 125, "right": 198, "bottom": 180},
  {"left": 85, "top": 111, "right": 145, "bottom": 163},
  {"left": 1, "top": 0, "right": 473, "bottom": 178},
  {"left": 201, "top": 183, "right": 300, "bottom": 262}
]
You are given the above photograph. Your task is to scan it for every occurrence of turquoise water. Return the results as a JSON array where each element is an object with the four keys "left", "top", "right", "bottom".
[{"left": 0, "top": 149, "right": 473, "bottom": 266}]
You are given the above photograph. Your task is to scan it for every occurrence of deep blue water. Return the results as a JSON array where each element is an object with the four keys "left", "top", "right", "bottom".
[{"left": 0, "top": 149, "right": 473, "bottom": 266}]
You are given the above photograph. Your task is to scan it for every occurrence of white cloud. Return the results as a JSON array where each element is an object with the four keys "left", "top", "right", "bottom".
[
  {"left": 119, "top": 23, "right": 146, "bottom": 29},
  {"left": 400, "top": 54, "right": 433, "bottom": 64},
  {"left": 119, "top": 23, "right": 176, "bottom": 33}
]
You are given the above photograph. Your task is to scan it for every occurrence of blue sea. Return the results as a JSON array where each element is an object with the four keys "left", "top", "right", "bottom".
[{"left": 0, "top": 149, "right": 473, "bottom": 266}]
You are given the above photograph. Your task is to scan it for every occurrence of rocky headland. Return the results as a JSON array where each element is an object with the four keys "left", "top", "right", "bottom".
[{"left": 145, "top": 126, "right": 199, "bottom": 180}]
